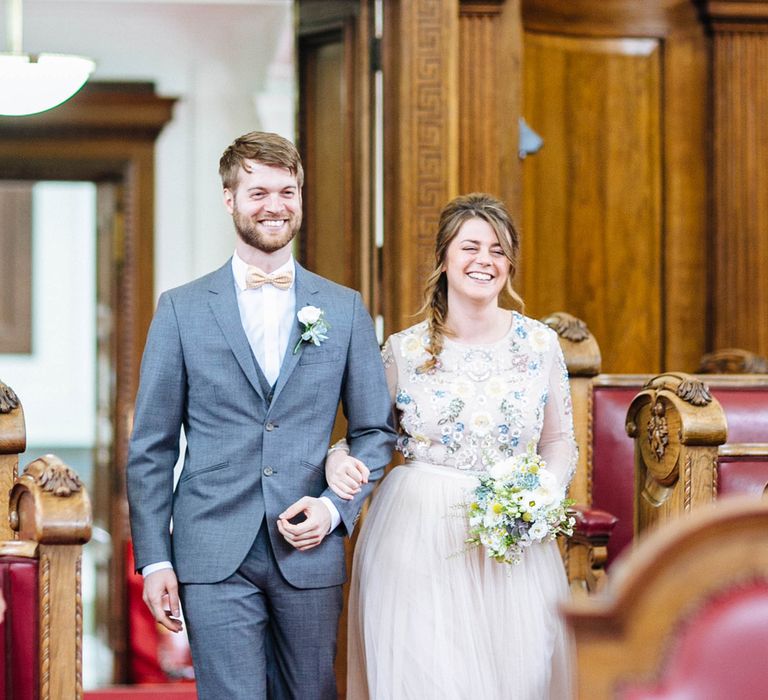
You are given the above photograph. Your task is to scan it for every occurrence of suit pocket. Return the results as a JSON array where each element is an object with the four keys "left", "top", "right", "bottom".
[
  {"left": 179, "top": 460, "right": 229, "bottom": 483},
  {"left": 298, "top": 347, "right": 342, "bottom": 365},
  {"left": 299, "top": 459, "right": 323, "bottom": 474}
]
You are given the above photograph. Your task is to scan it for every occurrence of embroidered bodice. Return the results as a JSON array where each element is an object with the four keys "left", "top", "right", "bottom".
[{"left": 382, "top": 313, "right": 577, "bottom": 486}]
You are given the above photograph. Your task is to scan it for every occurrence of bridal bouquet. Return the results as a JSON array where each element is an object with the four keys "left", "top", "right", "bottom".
[{"left": 466, "top": 444, "right": 575, "bottom": 565}]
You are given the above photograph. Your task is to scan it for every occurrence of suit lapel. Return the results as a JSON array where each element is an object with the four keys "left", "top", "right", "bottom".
[
  {"left": 270, "top": 263, "right": 319, "bottom": 406},
  {"left": 207, "top": 261, "right": 266, "bottom": 401}
]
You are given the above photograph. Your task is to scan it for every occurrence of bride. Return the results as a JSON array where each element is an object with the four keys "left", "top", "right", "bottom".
[{"left": 328, "top": 193, "right": 576, "bottom": 699}]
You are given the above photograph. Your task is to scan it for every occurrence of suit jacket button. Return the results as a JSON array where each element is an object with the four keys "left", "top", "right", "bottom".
[
  {"left": 265, "top": 422, "right": 274, "bottom": 431},
  {"left": 263, "top": 466, "right": 274, "bottom": 476}
]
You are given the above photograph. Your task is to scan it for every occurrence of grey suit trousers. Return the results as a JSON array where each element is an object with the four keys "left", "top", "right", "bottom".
[{"left": 179, "top": 521, "right": 342, "bottom": 700}]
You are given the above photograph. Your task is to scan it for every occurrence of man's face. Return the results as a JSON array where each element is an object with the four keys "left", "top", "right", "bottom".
[{"left": 223, "top": 160, "right": 302, "bottom": 254}]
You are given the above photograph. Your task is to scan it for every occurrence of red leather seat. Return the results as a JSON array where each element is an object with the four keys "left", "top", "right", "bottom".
[
  {"left": 621, "top": 581, "right": 768, "bottom": 700},
  {"left": 0, "top": 556, "right": 39, "bottom": 700}
]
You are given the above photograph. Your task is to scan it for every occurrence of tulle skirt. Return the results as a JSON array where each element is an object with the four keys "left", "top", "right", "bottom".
[{"left": 346, "top": 461, "right": 573, "bottom": 700}]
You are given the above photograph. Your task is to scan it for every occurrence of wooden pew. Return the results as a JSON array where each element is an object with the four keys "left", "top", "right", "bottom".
[
  {"left": 544, "top": 313, "right": 768, "bottom": 592},
  {"left": 0, "top": 379, "right": 92, "bottom": 700},
  {"left": 563, "top": 497, "right": 768, "bottom": 700}
]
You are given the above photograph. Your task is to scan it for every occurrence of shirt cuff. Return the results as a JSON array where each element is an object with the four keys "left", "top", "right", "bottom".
[
  {"left": 142, "top": 560, "right": 174, "bottom": 577},
  {"left": 319, "top": 496, "right": 341, "bottom": 533}
]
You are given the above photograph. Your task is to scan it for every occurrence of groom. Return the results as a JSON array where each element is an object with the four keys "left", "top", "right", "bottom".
[{"left": 127, "top": 131, "right": 395, "bottom": 699}]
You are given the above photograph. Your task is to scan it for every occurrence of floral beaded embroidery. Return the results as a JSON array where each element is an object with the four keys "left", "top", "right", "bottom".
[{"left": 385, "top": 315, "right": 577, "bottom": 481}]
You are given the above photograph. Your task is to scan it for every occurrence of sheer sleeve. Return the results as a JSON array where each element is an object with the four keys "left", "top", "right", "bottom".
[
  {"left": 537, "top": 339, "right": 578, "bottom": 489},
  {"left": 381, "top": 336, "right": 399, "bottom": 404},
  {"left": 381, "top": 337, "right": 400, "bottom": 434}
]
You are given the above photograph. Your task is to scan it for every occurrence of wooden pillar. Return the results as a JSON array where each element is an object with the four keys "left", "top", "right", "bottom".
[
  {"left": 382, "top": 0, "right": 460, "bottom": 335},
  {"left": 704, "top": 1, "right": 768, "bottom": 356}
]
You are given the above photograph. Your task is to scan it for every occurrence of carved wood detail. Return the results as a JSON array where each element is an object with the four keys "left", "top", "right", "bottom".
[
  {"left": 542, "top": 311, "right": 590, "bottom": 342},
  {"left": 27, "top": 458, "right": 83, "bottom": 497},
  {"left": 40, "top": 551, "right": 51, "bottom": 700},
  {"left": 648, "top": 400, "right": 670, "bottom": 461},
  {"left": 699, "top": 348, "right": 768, "bottom": 373},
  {"left": 0, "top": 380, "right": 20, "bottom": 413},
  {"left": 643, "top": 373, "right": 713, "bottom": 407}
]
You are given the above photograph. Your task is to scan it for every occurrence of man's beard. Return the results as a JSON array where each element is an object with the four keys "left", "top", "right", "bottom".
[{"left": 232, "top": 206, "right": 302, "bottom": 253}]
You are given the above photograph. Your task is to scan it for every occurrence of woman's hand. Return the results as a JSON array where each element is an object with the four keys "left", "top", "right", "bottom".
[{"left": 325, "top": 449, "right": 370, "bottom": 500}]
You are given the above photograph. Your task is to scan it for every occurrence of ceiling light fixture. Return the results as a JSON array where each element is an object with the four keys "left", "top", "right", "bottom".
[{"left": 0, "top": 0, "right": 95, "bottom": 117}]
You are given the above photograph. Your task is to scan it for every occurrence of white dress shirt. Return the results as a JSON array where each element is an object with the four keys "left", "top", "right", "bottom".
[{"left": 141, "top": 253, "right": 340, "bottom": 578}]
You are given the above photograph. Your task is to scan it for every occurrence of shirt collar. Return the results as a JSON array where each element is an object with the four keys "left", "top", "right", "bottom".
[{"left": 232, "top": 251, "right": 296, "bottom": 292}]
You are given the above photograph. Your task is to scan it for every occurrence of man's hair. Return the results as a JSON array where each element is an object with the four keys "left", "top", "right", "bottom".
[{"left": 218, "top": 131, "right": 304, "bottom": 190}]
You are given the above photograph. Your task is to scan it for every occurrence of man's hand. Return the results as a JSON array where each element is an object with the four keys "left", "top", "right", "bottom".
[
  {"left": 277, "top": 496, "right": 332, "bottom": 551},
  {"left": 325, "top": 451, "right": 370, "bottom": 501},
  {"left": 143, "top": 569, "right": 183, "bottom": 633}
]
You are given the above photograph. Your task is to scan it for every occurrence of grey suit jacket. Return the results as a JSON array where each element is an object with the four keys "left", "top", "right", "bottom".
[{"left": 126, "top": 260, "right": 396, "bottom": 588}]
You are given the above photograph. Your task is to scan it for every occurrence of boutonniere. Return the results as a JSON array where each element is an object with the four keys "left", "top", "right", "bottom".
[{"left": 293, "top": 305, "right": 330, "bottom": 354}]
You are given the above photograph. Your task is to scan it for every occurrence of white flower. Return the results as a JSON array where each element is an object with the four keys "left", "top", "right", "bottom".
[
  {"left": 529, "top": 327, "right": 550, "bottom": 352},
  {"left": 293, "top": 306, "right": 329, "bottom": 353},
  {"left": 528, "top": 520, "right": 549, "bottom": 541},
  {"left": 401, "top": 334, "right": 426, "bottom": 358},
  {"left": 451, "top": 378, "right": 474, "bottom": 399},
  {"left": 533, "top": 470, "right": 563, "bottom": 507},
  {"left": 470, "top": 411, "right": 493, "bottom": 436},
  {"left": 489, "top": 456, "right": 516, "bottom": 481},
  {"left": 485, "top": 376, "right": 507, "bottom": 398},
  {"left": 297, "top": 305, "right": 322, "bottom": 325}
]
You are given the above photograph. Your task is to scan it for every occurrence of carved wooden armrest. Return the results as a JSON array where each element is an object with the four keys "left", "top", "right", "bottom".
[
  {"left": 564, "top": 505, "right": 618, "bottom": 595},
  {"left": 7, "top": 454, "right": 92, "bottom": 700}
]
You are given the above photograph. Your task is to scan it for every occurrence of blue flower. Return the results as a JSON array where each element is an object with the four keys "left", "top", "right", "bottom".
[{"left": 498, "top": 424, "right": 509, "bottom": 434}]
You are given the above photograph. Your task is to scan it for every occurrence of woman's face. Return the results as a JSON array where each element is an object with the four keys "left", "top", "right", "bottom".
[{"left": 442, "top": 217, "right": 511, "bottom": 305}]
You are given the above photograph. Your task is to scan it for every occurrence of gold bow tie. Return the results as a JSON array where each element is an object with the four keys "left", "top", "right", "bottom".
[{"left": 246, "top": 266, "right": 293, "bottom": 290}]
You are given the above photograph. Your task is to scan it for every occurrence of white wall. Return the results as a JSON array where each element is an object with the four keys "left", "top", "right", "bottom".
[
  {"left": 10, "top": 0, "right": 295, "bottom": 295},
  {"left": 0, "top": 183, "right": 97, "bottom": 447}
]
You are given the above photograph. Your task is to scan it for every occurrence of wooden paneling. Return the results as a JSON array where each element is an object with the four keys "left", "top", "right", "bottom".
[
  {"left": 0, "top": 183, "right": 32, "bottom": 353},
  {"left": 300, "top": 37, "right": 355, "bottom": 289},
  {"left": 458, "top": 1, "right": 522, "bottom": 213},
  {"left": 522, "top": 34, "right": 663, "bottom": 372},
  {"left": 523, "top": 0, "right": 704, "bottom": 37},
  {"left": 711, "top": 30, "right": 768, "bottom": 355},
  {"left": 383, "top": 0, "right": 460, "bottom": 335}
]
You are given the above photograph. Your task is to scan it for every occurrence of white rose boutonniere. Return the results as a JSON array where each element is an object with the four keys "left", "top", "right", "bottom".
[{"left": 293, "top": 305, "right": 330, "bottom": 354}]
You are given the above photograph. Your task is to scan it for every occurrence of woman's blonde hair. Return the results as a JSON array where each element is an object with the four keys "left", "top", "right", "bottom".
[{"left": 418, "top": 192, "right": 524, "bottom": 372}]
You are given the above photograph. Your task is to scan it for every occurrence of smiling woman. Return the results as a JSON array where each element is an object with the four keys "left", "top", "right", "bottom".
[{"left": 327, "top": 192, "right": 578, "bottom": 699}]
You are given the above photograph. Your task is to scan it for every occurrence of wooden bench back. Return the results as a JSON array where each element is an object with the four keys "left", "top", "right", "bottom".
[
  {"left": 563, "top": 497, "right": 768, "bottom": 700},
  {"left": 0, "top": 378, "right": 92, "bottom": 699}
]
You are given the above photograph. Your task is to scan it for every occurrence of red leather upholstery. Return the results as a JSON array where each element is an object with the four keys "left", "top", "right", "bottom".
[
  {"left": 591, "top": 386, "right": 640, "bottom": 566},
  {"left": 0, "top": 556, "right": 39, "bottom": 700},
  {"left": 621, "top": 581, "right": 768, "bottom": 700},
  {"left": 718, "top": 460, "right": 768, "bottom": 496},
  {"left": 571, "top": 505, "right": 619, "bottom": 542},
  {"left": 715, "top": 389, "right": 768, "bottom": 442}
]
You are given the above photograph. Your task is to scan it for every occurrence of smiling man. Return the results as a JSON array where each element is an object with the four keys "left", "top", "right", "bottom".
[{"left": 126, "top": 131, "right": 396, "bottom": 699}]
